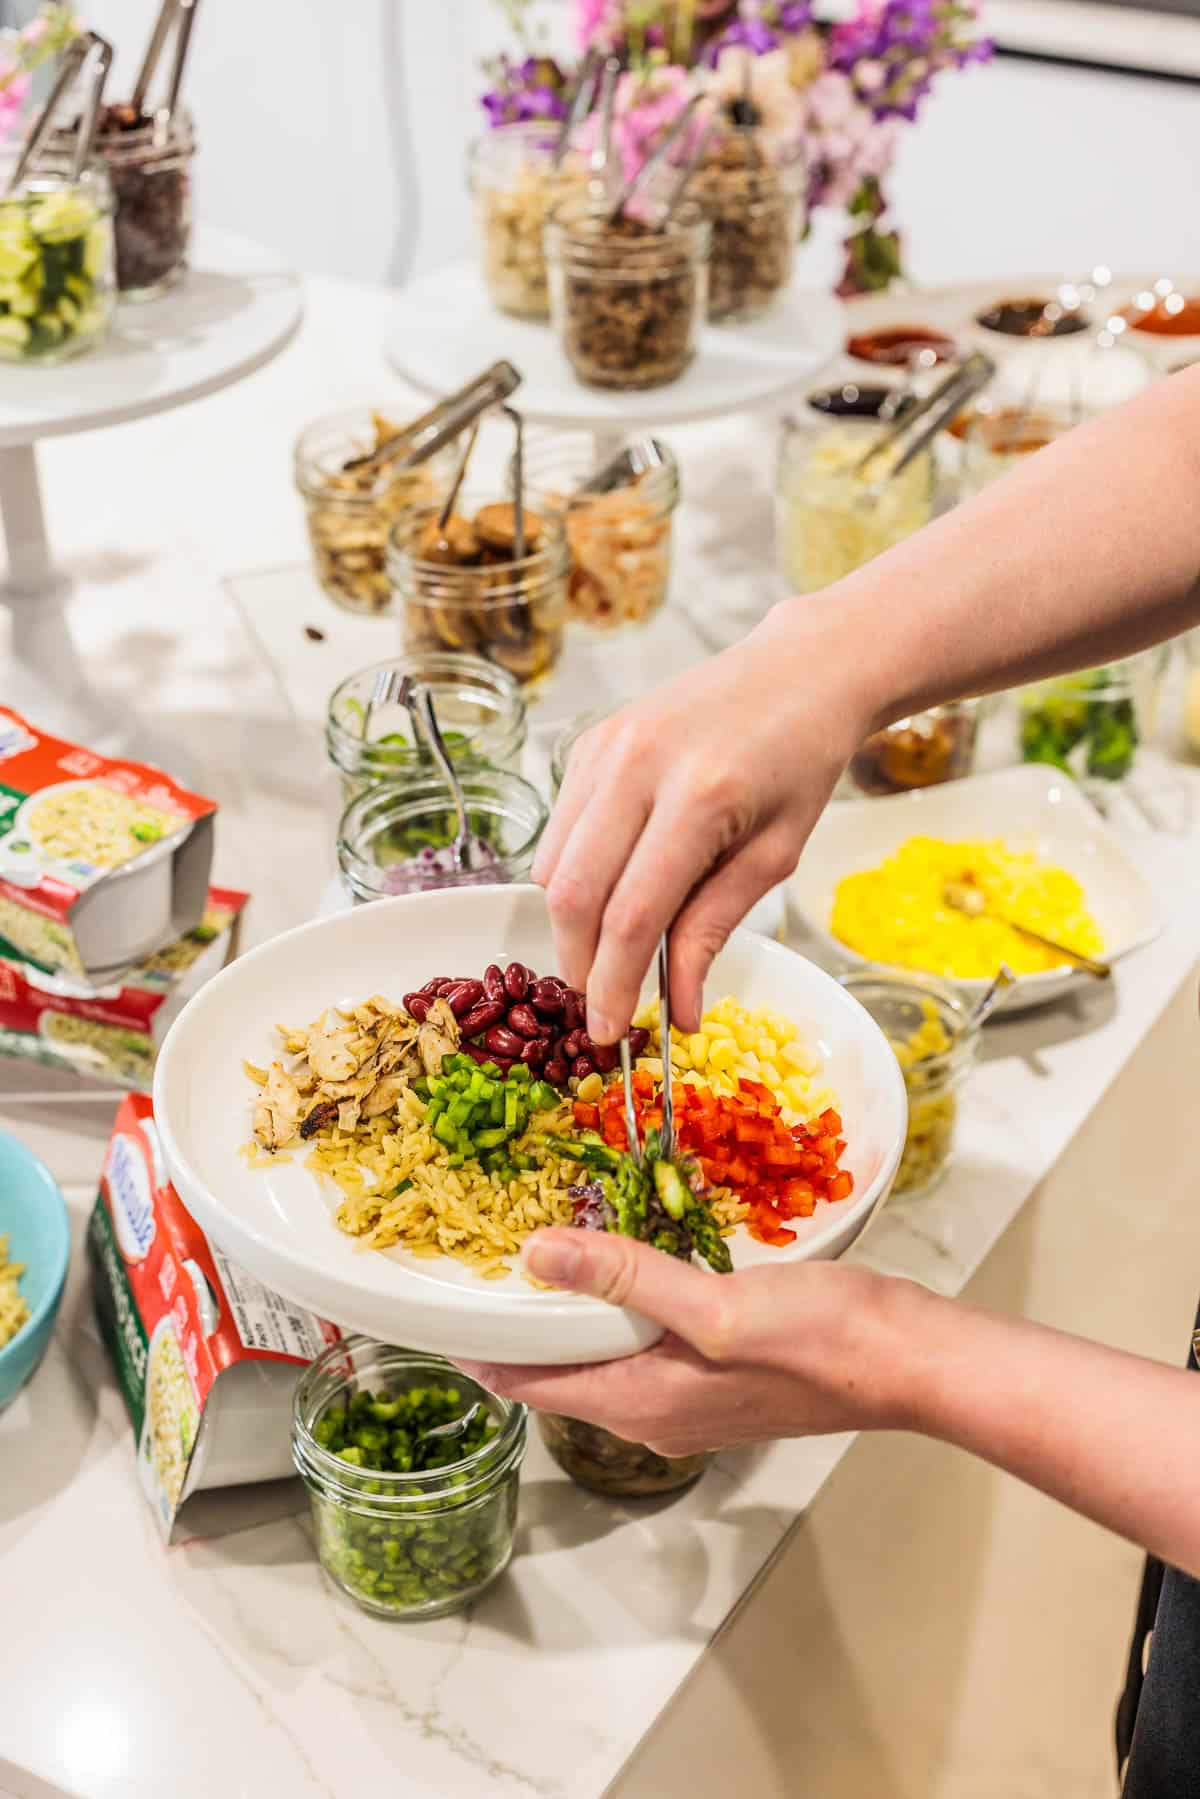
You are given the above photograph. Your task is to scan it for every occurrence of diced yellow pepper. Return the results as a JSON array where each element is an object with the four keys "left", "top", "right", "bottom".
[
  {"left": 708, "top": 1037, "right": 737, "bottom": 1072},
  {"left": 688, "top": 1032, "right": 709, "bottom": 1069}
]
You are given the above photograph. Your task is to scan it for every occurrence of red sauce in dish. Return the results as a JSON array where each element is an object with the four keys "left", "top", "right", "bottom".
[
  {"left": 1122, "top": 294, "right": 1200, "bottom": 338},
  {"left": 845, "top": 324, "right": 957, "bottom": 366}
]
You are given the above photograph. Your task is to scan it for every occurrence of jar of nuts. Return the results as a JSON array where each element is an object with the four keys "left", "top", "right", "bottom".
[
  {"left": 387, "top": 488, "right": 569, "bottom": 690},
  {"left": 294, "top": 409, "right": 456, "bottom": 617},
  {"left": 516, "top": 432, "right": 680, "bottom": 631},
  {"left": 326, "top": 653, "right": 528, "bottom": 806},
  {"left": 468, "top": 123, "right": 584, "bottom": 320},
  {"left": 690, "top": 133, "right": 805, "bottom": 323},
  {"left": 545, "top": 194, "right": 710, "bottom": 391}
]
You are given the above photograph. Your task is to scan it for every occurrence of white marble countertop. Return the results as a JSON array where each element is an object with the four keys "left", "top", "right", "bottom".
[{"left": 3, "top": 253, "right": 1200, "bottom": 1799}]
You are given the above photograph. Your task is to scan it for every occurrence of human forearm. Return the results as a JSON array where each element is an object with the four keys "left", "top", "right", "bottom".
[
  {"left": 770, "top": 365, "right": 1200, "bottom": 734},
  {"left": 898, "top": 1287, "right": 1200, "bottom": 1578}
]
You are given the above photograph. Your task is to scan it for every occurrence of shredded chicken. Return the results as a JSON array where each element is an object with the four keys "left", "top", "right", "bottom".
[{"left": 248, "top": 994, "right": 458, "bottom": 1150}]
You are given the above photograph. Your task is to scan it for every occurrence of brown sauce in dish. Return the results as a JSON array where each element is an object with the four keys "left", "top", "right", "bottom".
[
  {"left": 1122, "top": 294, "right": 1200, "bottom": 338},
  {"left": 972, "top": 408, "right": 1061, "bottom": 456},
  {"left": 845, "top": 324, "right": 957, "bottom": 365},
  {"left": 975, "top": 297, "right": 1089, "bottom": 338}
]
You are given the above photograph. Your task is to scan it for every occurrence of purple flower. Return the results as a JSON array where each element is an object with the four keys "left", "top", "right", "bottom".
[{"left": 480, "top": 53, "right": 571, "bottom": 128}]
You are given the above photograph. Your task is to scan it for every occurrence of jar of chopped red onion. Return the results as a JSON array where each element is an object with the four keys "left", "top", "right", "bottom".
[{"left": 336, "top": 769, "right": 548, "bottom": 905}]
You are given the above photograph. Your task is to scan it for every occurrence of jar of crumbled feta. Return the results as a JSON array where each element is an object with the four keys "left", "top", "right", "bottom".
[{"left": 775, "top": 403, "right": 935, "bottom": 594}]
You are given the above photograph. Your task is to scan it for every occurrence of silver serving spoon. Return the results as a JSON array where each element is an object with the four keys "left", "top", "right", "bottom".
[
  {"left": 657, "top": 935, "right": 675, "bottom": 1159},
  {"left": 943, "top": 880, "right": 1111, "bottom": 979},
  {"left": 421, "top": 1401, "right": 484, "bottom": 1443},
  {"left": 368, "top": 669, "right": 474, "bottom": 873}
]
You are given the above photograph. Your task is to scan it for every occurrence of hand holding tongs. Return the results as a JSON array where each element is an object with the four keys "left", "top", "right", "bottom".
[
  {"left": 619, "top": 933, "right": 675, "bottom": 1167},
  {"left": 854, "top": 351, "right": 996, "bottom": 488}
]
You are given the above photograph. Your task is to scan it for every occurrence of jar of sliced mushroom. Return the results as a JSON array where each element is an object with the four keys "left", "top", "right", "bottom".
[
  {"left": 467, "top": 123, "right": 584, "bottom": 320},
  {"left": 517, "top": 431, "right": 680, "bottom": 631},
  {"left": 294, "top": 409, "right": 456, "bottom": 617},
  {"left": 387, "top": 488, "right": 569, "bottom": 689}
]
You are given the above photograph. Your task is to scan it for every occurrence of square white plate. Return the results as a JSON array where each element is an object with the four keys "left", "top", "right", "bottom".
[{"left": 787, "top": 765, "right": 1162, "bottom": 1012}]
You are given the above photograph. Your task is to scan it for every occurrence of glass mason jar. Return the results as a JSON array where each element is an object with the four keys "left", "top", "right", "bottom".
[
  {"left": 775, "top": 407, "right": 935, "bottom": 594},
  {"left": 550, "top": 706, "right": 610, "bottom": 795},
  {"left": 516, "top": 432, "right": 681, "bottom": 631},
  {"left": 959, "top": 405, "right": 1075, "bottom": 497},
  {"left": 1014, "top": 647, "right": 1171, "bottom": 788},
  {"left": 467, "top": 123, "right": 585, "bottom": 320},
  {"left": 545, "top": 193, "right": 710, "bottom": 391},
  {"left": 539, "top": 1412, "right": 708, "bottom": 1499},
  {"left": 295, "top": 410, "right": 457, "bottom": 617},
  {"left": 0, "top": 168, "right": 115, "bottom": 363},
  {"left": 689, "top": 136, "right": 805, "bottom": 323},
  {"left": 293, "top": 1338, "right": 527, "bottom": 1621},
  {"left": 387, "top": 487, "right": 569, "bottom": 689},
  {"left": 845, "top": 700, "right": 981, "bottom": 797},
  {"left": 95, "top": 107, "right": 195, "bottom": 299},
  {"left": 841, "top": 972, "right": 980, "bottom": 1199},
  {"left": 337, "top": 767, "right": 548, "bottom": 903},
  {"left": 326, "top": 653, "right": 527, "bottom": 805}
]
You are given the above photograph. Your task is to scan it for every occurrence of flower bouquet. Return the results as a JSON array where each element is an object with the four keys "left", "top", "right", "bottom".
[{"left": 477, "top": 0, "right": 991, "bottom": 303}]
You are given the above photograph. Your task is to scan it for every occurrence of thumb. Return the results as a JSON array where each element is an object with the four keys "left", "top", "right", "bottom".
[{"left": 523, "top": 1228, "right": 731, "bottom": 1358}]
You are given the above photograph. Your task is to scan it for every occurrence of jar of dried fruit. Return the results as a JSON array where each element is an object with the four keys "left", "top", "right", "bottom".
[
  {"left": 516, "top": 432, "right": 680, "bottom": 631},
  {"left": 539, "top": 1413, "right": 708, "bottom": 1498},
  {"left": 468, "top": 122, "right": 583, "bottom": 320},
  {"left": 92, "top": 105, "right": 196, "bottom": 300},
  {"left": 295, "top": 409, "right": 457, "bottom": 617},
  {"left": 387, "top": 487, "right": 569, "bottom": 689},
  {"left": 689, "top": 131, "right": 805, "bottom": 323},
  {"left": 545, "top": 193, "right": 710, "bottom": 391}
]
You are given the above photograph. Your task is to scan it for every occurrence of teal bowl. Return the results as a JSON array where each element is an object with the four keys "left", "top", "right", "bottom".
[{"left": 0, "top": 1132, "right": 70, "bottom": 1412}]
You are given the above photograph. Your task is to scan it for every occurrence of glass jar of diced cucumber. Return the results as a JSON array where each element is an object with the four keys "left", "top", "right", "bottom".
[{"left": 0, "top": 169, "right": 116, "bottom": 363}]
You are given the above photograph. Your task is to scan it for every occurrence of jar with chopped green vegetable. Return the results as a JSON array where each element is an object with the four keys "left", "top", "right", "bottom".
[
  {"left": 840, "top": 972, "right": 979, "bottom": 1199},
  {"left": 1015, "top": 648, "right": 1169, "bottom": 789},
  {"left": 0, "top": 171, "right": 115, "bottom": 364},
  {"left": 326, "top": 654, "right": 527, "bottom": 806},
  {"left": 292, "top": 1338, "right": 526, "bottom": 1621}
]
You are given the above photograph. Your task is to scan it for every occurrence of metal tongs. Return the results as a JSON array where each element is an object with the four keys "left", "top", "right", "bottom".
[
  {"left": 619, "top": 933, "right": 675, "bottom": 1168},
  {"left": 8, "top": 30, "right": 112, "bottom": 191},
  {"left": 576, "top": 436, "right": 668, "bottom": 499},
  {"left": 854, "top": 351, "right": 996, "bottom": 489},
  {"left": 130, "top": 0, "right": 200, "bottom": 130},
  {"left": 355, "top": 361, "right": 522, "bottom": 482}
]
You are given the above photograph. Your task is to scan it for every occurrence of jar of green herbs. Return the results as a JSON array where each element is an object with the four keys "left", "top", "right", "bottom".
[{"left": 292, "top": 1338, "right": 527, "bottom": 1621}]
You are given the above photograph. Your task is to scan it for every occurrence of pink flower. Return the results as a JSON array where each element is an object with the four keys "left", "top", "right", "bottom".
[
  {"left": 853, "top": 57, "right": 887, "bottom": 92},
  {"left": 19, "top": 15, "right": 48, "bottom": 45},
  {"left": 573, "top": 0, "right": 624, "bottom": 53},
  {"left": 0, "top": 69, "right": 30, "bottom": 138}
]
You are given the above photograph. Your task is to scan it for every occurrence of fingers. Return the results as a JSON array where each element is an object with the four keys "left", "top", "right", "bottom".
[
  {"left": 582, "top": 782, "right": 752, "bottom": 1043},
  {"left": 667, "top": 827, "right": 802, "bottom": 1032},
  {"left": 518, "top": 1227, "right": 737, "bottom": 1361},
  {"left": 538, "top": 742, "right": 654, "bottom": 999},
  {"left": 530, "top": 721, "right": 605, "bottom": 887}
]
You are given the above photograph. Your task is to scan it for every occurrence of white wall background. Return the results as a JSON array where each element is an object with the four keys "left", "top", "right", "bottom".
[{"left": 80, "top": 2, "right": 1200, "bottom": 285}]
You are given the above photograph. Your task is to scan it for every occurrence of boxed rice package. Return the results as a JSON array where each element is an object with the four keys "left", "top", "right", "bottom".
[
  {"left": 89, "top": 1094, "right": 342, "bottom": 1538},
  {"left": 0, "top": 705, "right": 216, "bottom": 980},
  {"left": 0, "top": 886, "right": 248, "bottom": 1089}
]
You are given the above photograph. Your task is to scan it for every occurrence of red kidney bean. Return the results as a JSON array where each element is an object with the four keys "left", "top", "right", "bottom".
[
  {"left": 483, "top": 963, "right": 505, "bottom": 1001},
  {"left": 444, "top": 979, "right": 484, "bottom": 1019},
  {"left": 561, "top": 1027, "right": 585, "bottom": 1061},
  {"left": 419, "top": 977, "right": 447, "bottom": 997},
  {"left": 506, "top": 1003, "right": 542, "bottom": 1039},
  {"left": 485, "top": 1023, "right": 526, "bottom": 1060},
  {"left": 436, "top": 978, "right": 463, "bottom": 996},
  {"left": 572, "top": 1055, "right": 596, "bottom": 1081},
  {"left": 461, "top": 1042, "right": 515, "bottom": 1075},
  {"left": 562, "top": 990, "right": 584, "bottom": 1032},
  {"left": 402, "top": 992, "right": 431, "bottom": 1022},
  {"left": 529, "top": 978, "right": 565, "bottom": 1016},
  {"left": 628, "top": 1027, "right": 651, "bottom": 1057},
  {"left": 503, "top": 961, "right": 530, "bottom": 1001},
  {"left": 592, "top": 1041, "right": 618, "bottom": 1074},
  {"left": 458, "top": 997, "right": 507, "bottom": 1038},
  {"left": 543, "top": 1055, "right": 570, "bottom": 1087},
  {"left": 519, "top": 1037, "right": 548, "bottom": 1067}
]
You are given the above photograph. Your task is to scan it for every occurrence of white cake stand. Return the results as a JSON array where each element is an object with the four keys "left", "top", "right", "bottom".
[
  {"left": 0, "top": 225, "right": 303, "bottom": 596},
  {"left": 384, "top": 258, "right": 843, "bottom": 456}
]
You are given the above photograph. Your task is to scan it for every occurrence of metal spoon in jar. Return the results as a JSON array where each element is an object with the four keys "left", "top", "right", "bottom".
[
  {"left": 943, "top": 880, "right": 1111, "bottom": 979},
  {"left": 421, "top": 1401, "right": 484, "bottom": 1444},
  {"left": 967, "top": 964, "right": 1017, "bottom": 1027},
  {"left": 368, "top": 670, "right": 475, "bottom": 874}
]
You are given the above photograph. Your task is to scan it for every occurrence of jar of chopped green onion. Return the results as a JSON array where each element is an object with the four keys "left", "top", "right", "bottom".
[
  {"left": 292, "top": 1338, "right": 527, "bottom": 1621},
  {"left": 326, "top": 652, "right": 527, "bottom": 805}
]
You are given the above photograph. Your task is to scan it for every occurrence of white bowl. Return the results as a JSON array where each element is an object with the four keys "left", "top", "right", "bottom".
[
  {"left": 153, "top": 885, "right": 907, "bottom": 1365},
  {"left": 787, "top": 765, "right": 1161, "bottom": 1013}
]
